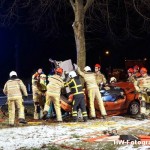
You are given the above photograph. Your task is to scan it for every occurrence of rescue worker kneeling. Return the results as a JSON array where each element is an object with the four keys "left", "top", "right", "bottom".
[
  {"left": 42, "top": 68, "right": 64, "bottom": 122},
  {"left": 3, "top": 71, "right": 28, "bottom": 126},
  {"left": 65, "top": 71, "right": 88, "bottom": 122}
]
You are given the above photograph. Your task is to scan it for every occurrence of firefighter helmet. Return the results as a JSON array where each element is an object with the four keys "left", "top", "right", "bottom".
[
  {"left": 110, "top": 77, "right": 117, "bottom": 83},
  {"left": 55, "top": 68, "right": 63, "bottom": 75},
  {"left": 134, "top": 65, "right": 139, "bottom": 70},
  {"left": 84, "top": 66, "right": 91, "bottom": 72},
  {"left": 140, "top": 67, "right": 147, "bottom": 74},
  {"left": 40, "top": 74, "right": 46, "bottom": 78},
  {"left": 69, "top": 71, "right": 77, "bottom": 78},
  {"left": 95, "top": 64, "right": 101, "bottom": 68},
  {"left": 9, "top": 71, "right": 17, "bottom": 78},
  {"left": 128, "top": 68, "right": 134, "bottom": 73}
]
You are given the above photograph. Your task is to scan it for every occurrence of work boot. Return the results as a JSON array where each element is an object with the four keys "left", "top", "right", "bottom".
[
  {"left": 141, "top": 114, "right": 148, "bottom": 119},
  {"left": 19, "top": 118, "right": 27, "bottom": 124},
  {"left": 42, "top": 111, "right": 48, "bottom": 120},
  {"left": 83, "top": 116, "right": 88, "bottom": 122},
  {"left": 73, "top": 116, "right": 78, "bottom": 122},
  {"left": 102, "top": 115, "right": 107, "bottom": 119},
  {"left": 8, "top": 124, "right": 15, "bottom": 127},
  {"left": 135, "top": 114, "right": 147, "bottom": 120},
  {"left": 89, "top": 117, "right": 96, "bottom": 120}
]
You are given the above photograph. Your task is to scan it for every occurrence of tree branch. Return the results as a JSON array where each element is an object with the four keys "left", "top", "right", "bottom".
[
  {"left": 133, "top": 0, "right": 150, "bottom": 21},
  {"left": 69, "top": 0, "right": 75, "bottom": 12},
  {"left": 84, "top": 0, "right": 94, "bottom": 13}
]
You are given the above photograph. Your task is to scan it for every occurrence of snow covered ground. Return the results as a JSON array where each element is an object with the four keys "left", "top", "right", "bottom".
[{"left": 0, "top": 116, "right": 150, "bottom": 150}]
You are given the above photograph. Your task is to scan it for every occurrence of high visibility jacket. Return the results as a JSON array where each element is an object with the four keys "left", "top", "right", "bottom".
[
  {"left": 47, "top": 74, "right": 64, "bottom": 95},
  {"left": 38, "top": 74, "right": 47, "bottom": 91},
  {"left": 65, "top": 76, "right": 84, "bottom": 95},
  {"left": 134, "top": 74, "right": 150, "bottom": 92},
  {"left": 32, "top": 72, "right": 40, "bottom": 85},
  {"left": 3, "top": 78, "right": 28, "bottom": 100},
  {"left": 95, "top": 72, "right": 107, "bottom": 86},
  {"left": 32, "top": 72, "right": 41, "bottom": 92},
  {"left": 77, "top": 68, "right": 98, "bottom": 89},
  {"left": 39, "top": 79, "right": 47, "bottom": 91}
]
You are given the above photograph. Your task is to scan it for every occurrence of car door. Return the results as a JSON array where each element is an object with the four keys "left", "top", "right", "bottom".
[{"left": 103, "top": 87, "right": 126, "bottom": 115}]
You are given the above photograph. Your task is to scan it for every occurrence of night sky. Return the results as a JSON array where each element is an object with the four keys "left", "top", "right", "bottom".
[{"left": 0, "top": 1, "right": 150, "bottom": 88}]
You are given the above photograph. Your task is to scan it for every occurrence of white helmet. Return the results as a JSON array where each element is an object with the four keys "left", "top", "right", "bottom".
[
  {"left": 84, "top": 66, "right": 91, "bottom": 72},
  {"left": 110, "top": 77, "right": 117, "bottom": 83},
  {"left": 40, "top": 74, "right": 46, "bottom": 78},
  {"left": 69, "top": 71, "right": 77, "bottom": 78},
  {"left": 9, "top": 71, "right": 17, "bottom": 78}
]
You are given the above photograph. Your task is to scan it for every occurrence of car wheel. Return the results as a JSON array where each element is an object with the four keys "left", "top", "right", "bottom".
[{"left": 128, "top": 101, "right": 140, "bottom": 115}]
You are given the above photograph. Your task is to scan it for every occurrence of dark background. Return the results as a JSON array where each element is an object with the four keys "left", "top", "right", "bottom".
[{"left": 0, "top": 1, "right": 150, "bottom": 88}]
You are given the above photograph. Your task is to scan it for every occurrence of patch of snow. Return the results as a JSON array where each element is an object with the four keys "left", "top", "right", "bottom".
[
  {"left": 118, "top": 145, "right": 150, "bottom": 150},
  {"left": 0, "top": 117, "right": 150, "bottom": 149}
]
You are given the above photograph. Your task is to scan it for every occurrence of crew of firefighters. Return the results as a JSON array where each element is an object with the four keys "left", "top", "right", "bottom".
[{"left": 2, "top": 62, "right": 150, "bottom": 126}]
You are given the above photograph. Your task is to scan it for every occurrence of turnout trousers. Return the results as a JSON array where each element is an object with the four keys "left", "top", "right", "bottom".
[
  {"left": 33, "top": 90, "right": 45, "bottom": 119},
  {"left": 140, "top": 93, "right": 150, "bottom": 115},
  {"left": 44, "top": 93, "right": 62, "bottom": 121},
  {"left": 88, "top": 88, "right": 107, "bottom": 118},
  {"left": 72, "top": 94, "right": 88, "bottom": 121},
  {"left": 8, "top": 98, "right": 25, "bottom": 125}
]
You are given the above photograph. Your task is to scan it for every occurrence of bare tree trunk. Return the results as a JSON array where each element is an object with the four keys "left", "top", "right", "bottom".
[
  {"left": 72, "top": 0, "right": 86, "bottom": 70},
  {"left": 70, "top": 0, "right": 94, "bottom": 70}
]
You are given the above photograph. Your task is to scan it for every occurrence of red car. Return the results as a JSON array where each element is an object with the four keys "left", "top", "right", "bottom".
[
  {"left": 0, "top": 82, "right": 140, "bottom": 119},
  {"left": 60, "top": 82, "right": 140, "bottom": 118}
]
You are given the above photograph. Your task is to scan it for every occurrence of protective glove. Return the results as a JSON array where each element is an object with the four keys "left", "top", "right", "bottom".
[
  {"left": 49, "top": 58, "right": 54, "bottom": 63},
  {"left": 73, "top": 63, "right": 78, "bottom": 71}
]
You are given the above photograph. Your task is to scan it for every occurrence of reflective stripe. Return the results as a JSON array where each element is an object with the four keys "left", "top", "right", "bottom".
[
  {"left": 71, "top": 85, "right": 82, "bottom": 89},
  {"left": 73, "top": 79, "right": 78, "bottom": 94},
  {"left": 82, "top": 111, "right": 87, "bottom": 117},
  {"left": 65, "top": 78, "right": 83, "bottom": 95},
  {"left": 72, "top": 111, "right": 78, "bottom": 116}
]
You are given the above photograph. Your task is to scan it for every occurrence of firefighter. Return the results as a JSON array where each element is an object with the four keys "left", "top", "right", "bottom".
[
  {"left": 133, "top": 65, "right": 141, "bottom": 79},
  {"left": 109, "top": 77, "right": 117, "bottom": 84},
  {"left": 134, "top": 67, "right": 150, "bottom": 119},
  {"left": 127, "top": 68, "right": 135, "bottom": 83},
  {"left": 42, "top": 68, "right": 64, "bottom": 122},
  {"left": 76, "top": 65, "right": 107, "bottom": 119},
  {"left": 94, "top": 64, "right": 107, "bottom": 87},
  {"left": 39, "top": 74, "right": 47, "bottom": 92},
  {"left": 65, "top": 71, "right": 88, "bottom": 122},
  {"left": 38, "top": 73, "right": 47, "bottom": 118},
  {"left": 32, "top": 68, "right": 45, "bottom": 119},
  {"left": 3, "top": 71, "right": 28, "bottom": 126}
]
